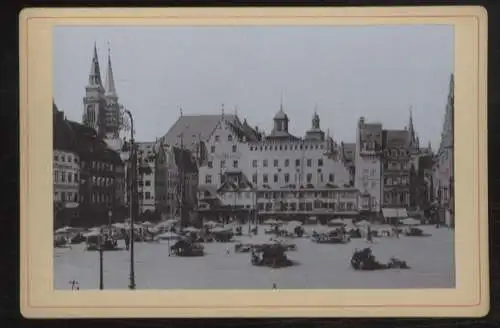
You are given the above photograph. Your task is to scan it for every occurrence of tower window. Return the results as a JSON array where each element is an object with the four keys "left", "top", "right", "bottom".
[{"left": 228, "top": 135, "right": 233, "bottom": 141}]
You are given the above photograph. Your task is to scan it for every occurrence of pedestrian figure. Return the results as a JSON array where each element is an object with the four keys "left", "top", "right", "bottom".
[
  {"left": 366, "top": 226, "right": 373, "bottom": 243},
  {"left": 124, "top": 233, "right": 130, "bottom": 250},
  {"left": 226, "top": 247, "right": 230, "bottom": 255},
  {"left": 272, "top": 283, "right": 277, "bottom": 289},
  {"left": 69, "top": 280, "right": 78, "bottom": 290}
]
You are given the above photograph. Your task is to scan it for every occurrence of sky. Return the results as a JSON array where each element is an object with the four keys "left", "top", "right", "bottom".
[{"left": 53, "top": 25, "right": 454, "bottom": 148}]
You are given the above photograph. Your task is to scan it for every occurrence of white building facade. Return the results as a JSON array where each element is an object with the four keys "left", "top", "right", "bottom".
[{"left": 53, "top": 150, "right": 80, "bottom": 204}]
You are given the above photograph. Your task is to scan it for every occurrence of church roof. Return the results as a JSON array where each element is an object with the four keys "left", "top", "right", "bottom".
[{"left": 88, "top": 42, "right": 103, "bottom": 87}]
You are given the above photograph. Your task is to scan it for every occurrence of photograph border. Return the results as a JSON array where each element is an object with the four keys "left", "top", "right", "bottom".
[{"left": 19, "top": 6, "right": 489, "bottom": 318}]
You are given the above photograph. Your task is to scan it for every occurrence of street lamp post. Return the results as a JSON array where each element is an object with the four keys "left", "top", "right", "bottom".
[{"left": 124, "top": 109, "right": 136, "bottom": 290}]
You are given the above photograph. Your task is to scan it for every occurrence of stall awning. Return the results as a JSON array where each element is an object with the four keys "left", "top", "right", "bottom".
[{"left": 382, "top": 208, "right": 408, "bottom": 218}]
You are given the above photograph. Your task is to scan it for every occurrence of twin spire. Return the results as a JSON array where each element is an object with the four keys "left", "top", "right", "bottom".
[{"left": 87, "top": 41, "right": 118, "bottom": 99}]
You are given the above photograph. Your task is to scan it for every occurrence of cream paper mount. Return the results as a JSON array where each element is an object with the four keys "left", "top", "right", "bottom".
[{"left": 20, "top": 6, "right": 488, "bottom": 318}]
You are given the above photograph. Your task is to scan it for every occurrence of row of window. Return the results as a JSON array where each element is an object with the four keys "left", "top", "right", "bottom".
[
  {"left": 384, "top": 148, "right": 411, "bottom": 157},
  {"left": 384, "top": 176, "right": 409, "bottom": 185},
  {"left": 206, "top": 158, "right": 325, "bottom": 170},
  {"left": 257, "top": 201, "right": 356, "bottom": 211},
  {"left": 54, "top": 154, "right": 78, "bottom": 163},
  {"left": 210, "top": 144, "right": 238, "bottom": 154},
  {"left": 384, "top": 160, "right": 411, "bottom": 170},
  {"left": 138, "top": 191, "right": 152, "bottom": 200},
  {"left": 214, "top": 134, "right": 235, "bottom": 143},
  {"left": 252, "top": 158, "right": 323, "bottom": 168},
  {"left": 54, "top": 191, "right": 78, "bottom": 202},
  {"left": 207, "top": 159, "right": 239, "bottom": 169},
  {"left": 249, "top": 143, "right": 324, "bottom": 152},
  {"left": 258, "top": 191, "right": 355, "bottom": 199},
  {"left": 91, "top": 176, "right": 116, "bottom": 187},
  {"left": 205, "top": 172, "right": 335, "bottom": 185},
  {"left": 383, "top": 191, "right": 410, "bottom": 204},
  {"left": 81, "top": 160, "right": 115, "bottom": 172},
  {"left": 138, "top": 180, "right": 152, "bottom": 187},
  {"left": 54, "top": 171, "right": 78, "bottom": 184}
]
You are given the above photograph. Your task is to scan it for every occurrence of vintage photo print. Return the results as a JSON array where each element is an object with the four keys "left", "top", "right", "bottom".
[{"left": 20, "top": 6, "right": 488, "bottom": 318}]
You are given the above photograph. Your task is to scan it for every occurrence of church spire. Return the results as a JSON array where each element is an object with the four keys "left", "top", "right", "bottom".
[
  {"left": 88, "top": 42, "right": 103, "bottom": 87},
  {"left": 408, "top": 105, "right": 416, "bottom": 145},
  {"left": 105, "top": 42, "right": 118, "bottom": 99}
]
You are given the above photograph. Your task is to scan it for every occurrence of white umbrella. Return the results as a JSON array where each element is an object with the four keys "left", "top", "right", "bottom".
[
  {"left": 400, "top": 218, "right": 421, "bottom": 226},
  {"left": 112, "top": 222, "right": 127, "bottom": 229},
  {"left": 356, "top": 220, "right": 371, "bottom": 227},
  {"left": 204, "top": 220, "right": 221, "bottom": 227},
  {"left": 328, "top": 219, "right": 347, "bottom": 226},
  {"left": 156, "top": 219, "right": 178, "bottom": 228},
  {"left": 286, "top": 220, "right": 303, "bottom": 227},
  {"left": 55, "top": 226, "right": 77, "bottom": 234},
  {"left": 83, "top": 230, "right": 101, "bottom": 237},
  {"left": 211, "top": 226, "right": 231, "bottom": 233},
  {"left": 157, "top": 231, "right": 181, "bottom": 241},
  {"left": 183, "top": 227, "right": 200, "bottom": 233}
]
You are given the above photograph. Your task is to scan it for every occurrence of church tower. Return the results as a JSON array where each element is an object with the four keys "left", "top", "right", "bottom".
[
  {"left": 82, "top": 42, "right": 106, "bottom": 137},
  {"left": 104, "top": 45, "right": 121, "bottom": 139}
]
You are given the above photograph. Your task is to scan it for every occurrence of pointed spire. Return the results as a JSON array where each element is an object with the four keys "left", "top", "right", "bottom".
[
  {"left": 179, "top": 105, "right": 183, "bottom": 117},
  {"left": 408, "top": 105, "right": 416, "bottom": 144},
  {"left": 428, "top": 140, "right": 432, "bottom": 152},
  {"left": 221, "top": 103, "right": 225, "bottom": 118},
  {"left": 280, "top": 89, "right": 284, "bottom": 111},
  {"left": 449, "top": 73, "right": 454, "bottom": 94},
  {"left": 88, "top": 42, "right": 103, "bottom": 87},
  {"left": 105, "top": 42, "right": 118, "bottom": 99}
]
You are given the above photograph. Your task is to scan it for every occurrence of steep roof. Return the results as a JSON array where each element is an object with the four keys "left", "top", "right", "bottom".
[
  {"left": 162, "top": 114, "right": 237, "bottom": 149},
  {"left": 53, "top": 104, "right": 122, "bottom": 164},
  {"left": 382, "top": 129, "right": 410, "bottom": 148}
]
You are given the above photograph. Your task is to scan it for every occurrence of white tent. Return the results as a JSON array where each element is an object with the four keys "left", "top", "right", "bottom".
[
  {"left": 141, "top": 221, "right": 155, "bottom": 227},
  {"left": 400, "top": 218, "right": 421, "bottom": 226}
]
